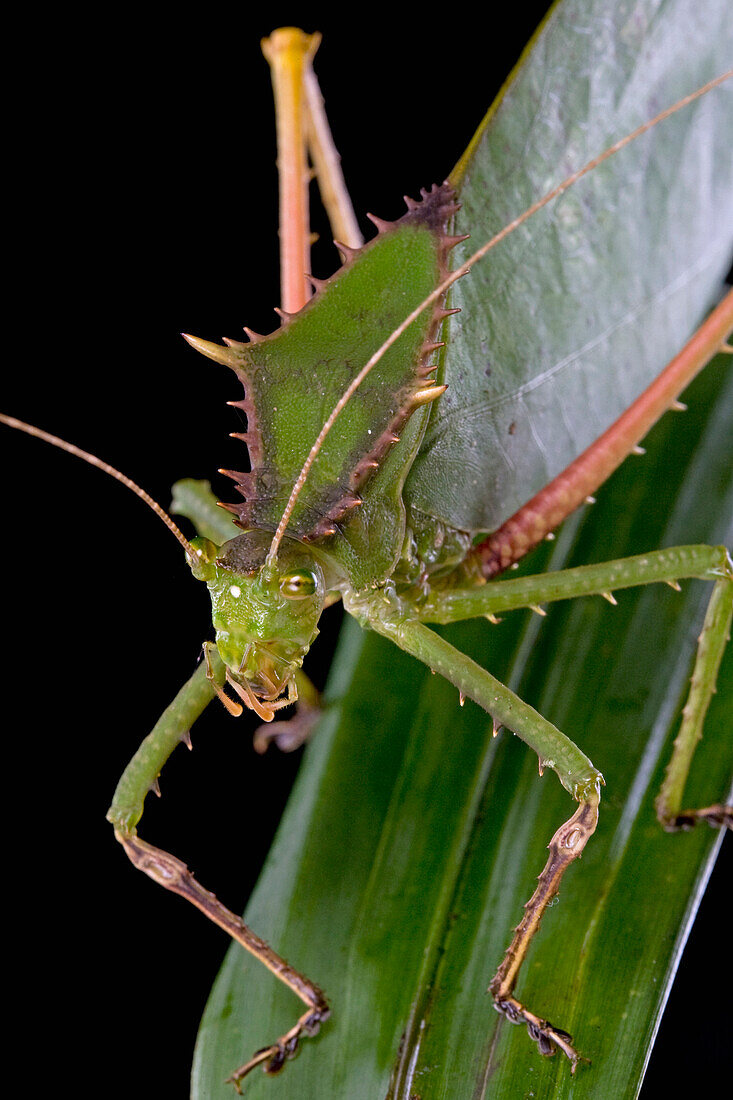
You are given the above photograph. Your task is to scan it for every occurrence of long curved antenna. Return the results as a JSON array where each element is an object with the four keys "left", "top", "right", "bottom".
[
  {"left": 265, "top": 69, "right": 732, "bottom": 568},
  {"left": 0, "top": 413, "right": 197, "bottom": 559}
]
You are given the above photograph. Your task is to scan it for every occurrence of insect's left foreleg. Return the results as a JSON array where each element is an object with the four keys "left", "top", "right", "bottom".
[{"left": 362, "top": 612, "right": 604, "bottom": 1064}]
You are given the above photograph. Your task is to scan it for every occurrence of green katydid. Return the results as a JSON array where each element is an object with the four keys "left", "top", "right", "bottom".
[{"left": 2, "top": 4, "right": 726, "bottom": 1095}]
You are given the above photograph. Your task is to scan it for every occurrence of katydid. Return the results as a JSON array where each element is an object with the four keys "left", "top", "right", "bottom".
[{"left": 2, "top": 6, "right": 732, "bottom": 1097}]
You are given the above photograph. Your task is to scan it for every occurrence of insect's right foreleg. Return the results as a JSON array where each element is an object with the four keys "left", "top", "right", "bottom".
[
  {"left": 107, "top": 653, "right": 330, "bottom": 1091},
  {"left": 117, "top": 834, "right": 329, "bottom": 1090}
]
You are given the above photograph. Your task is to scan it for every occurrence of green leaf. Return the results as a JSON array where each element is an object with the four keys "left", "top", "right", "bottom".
[
  {"left": 191, "top": 3, "right": 733, "bottom": 1095},
  {"left": 193, "top": 355, "right": 731, "bottom": 1098},
  {"left": 404, "top": 0, "right": 733, "bottom": 533}
]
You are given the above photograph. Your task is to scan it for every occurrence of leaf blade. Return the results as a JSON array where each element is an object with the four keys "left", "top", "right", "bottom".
[
  {"left": 192, "top": 1, "right": 733, "bottom": 1093},
  {"left": 404, "top": 0, "right": 733, "bottom": 532},
  {"left": 192, "top": 355, "right": 732, "bottom": 1097}
]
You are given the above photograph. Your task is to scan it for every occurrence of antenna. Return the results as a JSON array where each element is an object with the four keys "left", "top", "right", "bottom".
[
  {"left": 265, "top": 70, "right": 732, "bottom": 566},
  {"left": 0, "top": 413, "right": 197, "bottom": 559}
]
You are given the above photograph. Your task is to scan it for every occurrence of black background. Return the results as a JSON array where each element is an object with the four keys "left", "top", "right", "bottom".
[{"left": 3, "top": 4, "right": 729, "bottom": 1095}]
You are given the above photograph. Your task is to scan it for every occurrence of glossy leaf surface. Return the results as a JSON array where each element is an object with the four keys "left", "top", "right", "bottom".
[
  {"left": 193, "top": 356, "right": 731, "bottom": 1098},
  {"left": 405, "top": 0, "right": 733, "bottom": 533},
  {"left": 4, "top": 6, "right": 731, "bottom": 1099},
  {"left": 188, "top": 2, "right": 733, "bottom": 1096}
]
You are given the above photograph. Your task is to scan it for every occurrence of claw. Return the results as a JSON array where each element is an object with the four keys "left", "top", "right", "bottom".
[
  {"left": 494, "top": 995, "right": 586, "bottom": 1071},
  {"left": 227, "top": 1004, "right": 330, "bottom": 1091},
  {"left": 664, "top": 803, "right": 733, "bottom": 831},
  {"left": 264, "top": 1043, "right": 288, "bottom": 1074}
]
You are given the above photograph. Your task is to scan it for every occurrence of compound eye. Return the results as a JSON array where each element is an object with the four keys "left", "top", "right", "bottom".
[{"left": 279, "top": 569, "right": 318, "bottom": 600}]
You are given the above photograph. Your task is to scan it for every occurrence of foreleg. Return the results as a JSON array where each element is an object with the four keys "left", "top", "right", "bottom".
[
  {"left": 106, "top": 653, "right": 329, "bottom": 1091},
  {"left": 364, "top": 610, "right": 604, "bottom": 1064}
]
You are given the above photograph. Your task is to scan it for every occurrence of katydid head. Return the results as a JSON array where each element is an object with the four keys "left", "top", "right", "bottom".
[{"left": 189, "top": 530, "right": 326, "bottom": 721}]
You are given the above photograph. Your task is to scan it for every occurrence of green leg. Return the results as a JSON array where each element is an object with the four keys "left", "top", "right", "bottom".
[
  {"left": 420, "top": 543, "right": 733, "bottom": 830},
  {"left": 362, "top": 538, "right": 732, "bottom": 1064},
  {"left": 374, "top": 616, "right": 603, "bottom": 801},
  {"left": 107, "top": 656, "right": 222, "bottom": 835},
  {"left": 361, "top": 607, "right": 603, "bottom": 1066},
  {"left": 655, "top": 575, "right": 733, "bottom": 830},
  {"left": 171, "top": 477, "right": 241, "bottom": 544},
  {"left": 419, "top": 544, "right": 730, "bottom": 622},
  {"left": 107, "top": 651, "right": 330, "bottom": 1090}
]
